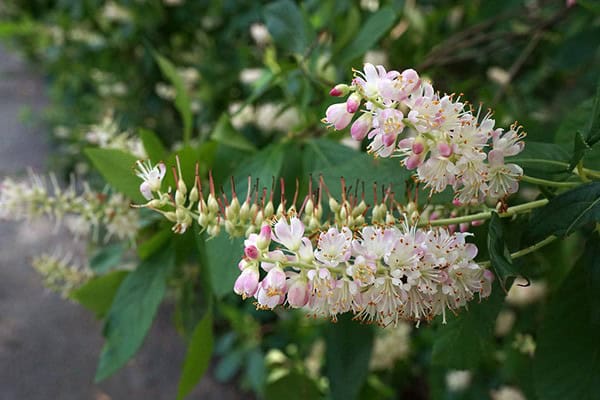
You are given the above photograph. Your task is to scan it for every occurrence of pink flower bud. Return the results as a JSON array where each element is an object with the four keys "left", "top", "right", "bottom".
[
  {"left": 438, "top": 142, "right": 453, "bottom": 157},
  {"left": 382, "top": 133, "right": 396, "bottom": 147},
  {"left": 346, "top": 93, "right": 361, "bottom": 114},
  {"left": 471, "top": 219, "right": 485, "bottom": 227},
  {"left": 234, "top": 268, "right": 259, "bottom": 298},
  {"left": 325, "top": 103, "right": 353, "bottom": 130},
  {"left": 448, "top": 224, "right": 457, "bottom": 234},
  {"left": 350, "top": 113, "right": 372, "bottom": 141},
  {"left": 412, "top": 137, "right": 425, "bottom": 154},
  {"left": 244, "top": 245, "right": 259, "bottom": 260},
  {"left": 287, "top": 279, "right": 309, "bottom": 308},
  {"left": 257, "top": 224, "right": 271, "bottom": 250},
  {"left": 452, "top": 198, "right": 462, "bottom": 207},
  {"left": 459, "top": 222, "right": 470, "bottom": 233},
  {"left": 329, "top": 84, "right": 349, "bottom": 97},
  {"left": 405, "top": 154, "right": 423, "bottom": 170}
]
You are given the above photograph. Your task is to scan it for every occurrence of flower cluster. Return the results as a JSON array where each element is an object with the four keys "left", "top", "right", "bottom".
[
  {"left": 32, "top": 251, "right": 92, "bottom": 298},
  {"left": 234, "top": 216, "right": 493, "bottom": 326},
  {"left": 0, "top": 172, "right": 139, "bottom": 243},
  {"left": 324, "top": 63, "right": 526, "bottom": 204}
]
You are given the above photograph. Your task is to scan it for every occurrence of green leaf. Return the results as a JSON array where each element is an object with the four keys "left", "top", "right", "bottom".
[
  {"left": 569, "top": 130, "right": 592, "bottom": 170},
  {"left": 584, "top": 235, "right": 600, "bottom": 324},
  {"left": 431, "top": 282, "right": 505, "bottom": 368},
  {"left": 200, "top": 230, "right": 245, "bottom": 299},
  {"left": 325, "top": 313, "right": 374, "bottom": 400},
  {"left": 95, "top": 247, "right": 174, "bottom": 382},
  {"left": 586, "top": 78, "right": 600, "bottom": 146},
  {"left": 487, "top": 212, "right": 520, "bottom": 292},
  {"left": 338, "top": 6, "right": 399, "bottom": 64},
  {"left": 137, "top": 228, "right": 173, "bottom": 260},
  {"left": 154, "top": 52, "right": 193, "bottom": 144},
  {"left": 211, "top": 114, "right": 256, "bottom": 152},
  {"left": 139, "top": 128, "right": 168, "bottom": 162},
  {"left": 89, "top": 243, "right": 125, "bottom": 274},
  {"left": 511, "top": 141, "right": 571, "bottom": 180},
  {"left": 315, "top": 150, "right": 411, "bottom": 204},
  {"left": 230, "top": 142, "right": 287, "bottom": 196},
  {"left": 69, "top": 270, "right": 129, "bottom": 319},
  {"left": 263, "top": 0, "right": 315, "bottom": 55},
  {"left": 533, "top": 236, "right": 600, "bottom": 400},
  {"left": 265, "top": 371, "right": 321, "bottom": 400},
  {"left": 177, "top": 312, "right": 214, "bottom": 400},
  {"left": 529, "top": 182, "right": 600, "bottom": 241},
  {"left": 85, "top": 148, "right": 144, "bottom": 202}
]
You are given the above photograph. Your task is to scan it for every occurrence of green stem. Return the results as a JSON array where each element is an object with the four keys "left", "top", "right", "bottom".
[
  {"left": 480, "top": 235, "right": 557, "bottom": 267},
  {"left": 521, "top": 175, "right": 580, "bottom": 188},
  {"left": 422, "top": 198, "right": 549, "bottom": 228},
  {"left": 510, "top": 158, "right": 600, "bottom": 179},
  {"left": 577, "top": 160, "right": 590, "bottom": 183}
]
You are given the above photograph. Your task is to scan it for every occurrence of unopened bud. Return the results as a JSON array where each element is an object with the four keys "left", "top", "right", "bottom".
[
  {"left": 175, "top": 190, "right": 186, "bottom": 207},
  {"left": 148, "top": 199, "right": 161, "bottom": 208},
  {"left": 264, "top": 201, "right": 275, "bottom": 218},
  {"left": 177, "top": 179, "right": 187, "bottom": 196},
  {"left": 257, "top": 224, "right": 272, "bottom": 250},
  {"left": 198, "top": 213, "right": 209, "bottom": 227},
  {"left": 412, "top": 136, "right": 425, "bottom": 154},
  {"left": 304, "top": 198, "right": 314, "bottom": 216},
  {"left": 207, "top": 194, "right": 219, "bottom": 214},
  {"left": 329, "top": 197, "right": 340, "bottom": 213},
  {"left": 189, "top": 186, "right": 199, "bottom": 203},
  {"left": 339, "top": 204, "right": 348, "bottom": 221},
  {"left": 406, "top": 201, "right": 417, "bottom": 215},
  {"left": 385, "top": 212, "right": 395, "bottom": 225},
  {"left": 437, "top": 142, "right": 453, "bottom": 158},
  {"left": 329, "top": 84, "right": 350, "bottom": 97},
  {"left": 346, "top": 93, "right": 361, "bottom": 114},
  {"left": 352, "top": 200, "right": 367, "bottom": 218},
  {"left": 207, "top": 224, "right": 220, "bottom": 237}
]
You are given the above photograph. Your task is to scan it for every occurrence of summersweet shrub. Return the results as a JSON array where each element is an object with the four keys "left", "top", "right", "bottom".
[
  {"left": 128, "top": 61, "right": 600, "bottom": 398},
  {"left": 2, "top": 1, "right": 600, "bottom": 399}
]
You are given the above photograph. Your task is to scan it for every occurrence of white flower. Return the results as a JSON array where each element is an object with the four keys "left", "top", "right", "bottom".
[
  {"left": 315, "top": 227, "right": 352, "bottom": 266},
  {"left": 135, "top": 160, "right": 166, "bottom": 200},
  {"left": 272, "top": 216, "right": 305, "bottom": 251},
  {"left": 445, "top": 370, "right": 472, "bottom": 392}
]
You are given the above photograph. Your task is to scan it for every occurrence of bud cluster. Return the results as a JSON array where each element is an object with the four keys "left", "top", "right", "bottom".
[
  {"left": 324, "top": 63, "right": 526, "bottom": 204},
  {"left": 0, "top": 172, "right": 139, "bottom": 243},
  {"left": 234, "top": 216, "right": 493, "bottom": 326}
]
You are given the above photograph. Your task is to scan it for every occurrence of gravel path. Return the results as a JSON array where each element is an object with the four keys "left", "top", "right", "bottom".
[{"left": 0, "top": 46, "right": 245, "bottom": 400}]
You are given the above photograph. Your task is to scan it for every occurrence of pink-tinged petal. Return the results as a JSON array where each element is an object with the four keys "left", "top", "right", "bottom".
[
  {"left": 398, "top": 137, "right": 414, "bottom": 149},
  {"left": 273, "top": 219, "right": 292, "bottom": 244},
  {"left": 488, "top": 149, "right": 504, "bottom": 166},
  {"left": 438, "top": 142, "right": 453, "bottom": 157},
  {"left": 287, "top": 279, "right": 309, "bottom": 308},
  {"left": 412, "top": 139, "right": 425, "bottom": 155},
  {"left": 464, "top": 243, "right": 478, "bottom": 259},
  {"left": 140, "top": 181, "right": 153, "bottom": 200},
  {"left": 350, "top": 114, "right": 372, "bottom": 141},
  {"left": 157, "top": 162, "right": 167, "bottom": 179},
  {"left": 290, "top": 217, "right": 305, "bottom": 240},
  {"left": 405, "top": 154, "right": 423, "bottom": 170},
  {"left": 325, "top": 103, "right": 353, "bottom": 130},
  {"left": 382, "top": 133, "right": 395, "bottom": 147},
  {"left": 244, "top": 245, "right": 259, "bottom": 260},
  {"left": 363, "top": 63, "right": 378, "bottom": 82}
]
